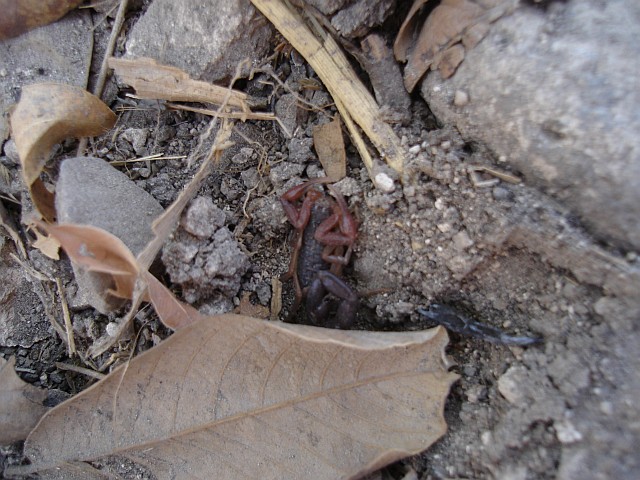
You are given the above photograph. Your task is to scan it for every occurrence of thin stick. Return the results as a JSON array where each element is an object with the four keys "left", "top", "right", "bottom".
[
  {"left": 55, "top": 278, "right": 76, "bottom": 356},
  {"left": 55, "top": 362, "right": 106, "bottom": 380},
  {"left": 77, "top": 0, "right": 129, "bottom": 156}
]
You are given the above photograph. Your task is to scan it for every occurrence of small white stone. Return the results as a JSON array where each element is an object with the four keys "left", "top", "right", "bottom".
[
  {"left": 441, "top": 140, "right": 452, "bottom": 150},
  {"left": 408, "top": 144, "right": 421, "bottom": 155},
  {"left": 106, "top": 322, "right": 120, "bottom": 337},
  {"left": 556, "top": 420, "right": 583, "bottom": 444},
  {"left": 434, "top": 198, "right": 445, "bottom": 210},
  {"left": 454, "top": 90, "right": 469, "bottom": 106},
  {"left": 374, "top": 172, "right": 395, "bottom": 193},
  {"left": 437, "top": 223, "right": 452, "bottom": 233},
  {"left": 481, "top": 431, "right": 492, "bottom": 445}
]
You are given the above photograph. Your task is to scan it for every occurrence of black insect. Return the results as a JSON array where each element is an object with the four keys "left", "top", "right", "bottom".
[{"left": 417, "top": 304, "right": 543, "bottom": 346}]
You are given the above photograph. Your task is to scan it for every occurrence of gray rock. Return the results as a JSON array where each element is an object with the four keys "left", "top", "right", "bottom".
[
  {"left": 288, "top": 136, "right": 314, "bottom": 164},
  {"left": 331, "top": 0, "right": 395, "bottom": 39},
  {"left": 56, "top": 157, "right": 164, "bottom": 313},
  {"left": 421, "top": 0, "right": 640, "bottom": 251},
  {"left": 162, "top": 198, "right": 250, "bottom": 308},
  {"left": 304, "top": 0, "right": 348, "bottom": 16},
  {"left": 269, "top": 161, "right": 305, "bottom": 188},
  {"left": 0, "top": 10, "right": 92, "bottom": 143},
  {"left": 180, "top": 197, "right": 225, "bottom": 239},
  {"left": 125, "top": 0, "right": 273, "bottom": 83}
]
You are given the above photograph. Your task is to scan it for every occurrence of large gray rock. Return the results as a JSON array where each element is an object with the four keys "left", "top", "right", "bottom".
[
  {"left": 125, "top": 0, "right": 273, "bottom": 83},
  {"left": 56, "top": 157, "right": 164, "bottom": 313},
  {"left": 421, "top": 0, "right": 640, "bottom": 251}
]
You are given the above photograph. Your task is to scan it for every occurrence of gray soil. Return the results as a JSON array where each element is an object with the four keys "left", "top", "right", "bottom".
[{"left": 1, "top": 2, "right": 639, "bottom": 479}]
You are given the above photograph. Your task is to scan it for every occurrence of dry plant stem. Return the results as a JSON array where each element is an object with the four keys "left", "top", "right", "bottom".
[
  {"left": 108, "top": 57, "right": 250, "bottom": 112},
  {"left": 0, "top": 200, "right": 27, "bottom": 258},
  {"left": 250, "top": 0, "right": 405, "bottom": 175},
  {"left": 77, "top": 0, "right": 129, "bottom": 156},
  {"left": 55, "top": 278, "right": 76, "bottom": 356},
  {"left": 166, "top": 102, "right": 287, "bottom": 134},
  {"left": 55, "top": 362, "right": 105, "bottom": 380}
]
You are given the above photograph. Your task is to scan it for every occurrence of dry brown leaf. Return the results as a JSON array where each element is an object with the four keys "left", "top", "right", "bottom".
[
  {"left": 313, "top": 116, "right": 347, "bottom": 182},
  {"left": 39, "top": 222, "right": 139, "bottom": 300},
  {"left": 10, "top": 84, "right": 116, "bottom": 220},
  {"left": 403, "top": 0, "right": 483, "bottom": 91},
  {"left": 40, "top": 222, "right": 202, "bottom": 332},
  {"left": 393, "top": 0, "right": 430, "bottom": 62},
  {"left": 0, "top": 356, "right": 49, "bottom": 444},
  {"left": 31, "top": 228, "right": 60, "bottom": 260},
  {"left": 108, "top": 57, "right": 251, "bottom": 112},
  {"left": 10, "top": 314, "right": 457, "bottom": 478},
  {"left": 399, "top": 0, "right": 516, "bottom": 91},
  {"left": 234, "top": 291, "right": 271, "bottom": 319},
  {"left": 0, "top": 0, "right": 83, "bottom": 40}
]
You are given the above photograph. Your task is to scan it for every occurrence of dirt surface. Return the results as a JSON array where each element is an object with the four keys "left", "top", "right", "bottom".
[{"left": 1, "top": 2, "right": 639, "bottom": 479}]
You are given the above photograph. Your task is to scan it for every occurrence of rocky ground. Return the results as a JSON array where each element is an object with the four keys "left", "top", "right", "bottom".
[{"left": 1, "top": 1, "right": 639, "bottom": 479}]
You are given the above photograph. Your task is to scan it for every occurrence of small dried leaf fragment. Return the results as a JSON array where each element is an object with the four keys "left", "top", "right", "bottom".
[
  {"left": 0, "top": 0, "right": 83, "bottom": 40},
  {"left": 10, "top": 84, "right": 116, "bottom": 220},
  {"left": 14, "top": 315, "right": 458, "bottom": 478},
  {"left": 396, "top": 0, "right": 515, "bottom": 91},
  {"left": 394, "top": 0, "right": 430, "bottom": 62},
  {"left": 313, "top": 116, "right": 346, "bottom": 182},
  {"left": 0, "top": 356, "right": 49, "bottom": 444}
]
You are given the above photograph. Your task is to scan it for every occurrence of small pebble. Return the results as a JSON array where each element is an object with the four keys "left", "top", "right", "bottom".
[
  {"left": 555, "top": 420, "right": 583, "bottom": 444},
  {"left": 408, "top": 144, "right": 421, "bottom": 155},
  {"left": 454, "top": 90, "right": 469, "bottom": 106},
  {"left": 106, "top": 322, "right": 120, "bottom": 337},
  {"left": 374, "top": 172, "right": 395, "bottom": 193}
]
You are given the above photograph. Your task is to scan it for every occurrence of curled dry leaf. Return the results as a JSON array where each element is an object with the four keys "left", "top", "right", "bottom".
[
  {"left": 10, "top": 84, "right": 116, "bottom": 221},
  {"left": 11, "top": 315, "right": 457, "bottom": 479},
  {"left": 396, "top": 0, "right": 516, "bottom": 91},
  {"left": 0, "top": 0, "right": 83, "bottom": 40},
  {"left": 393, "top": 0, "right": 430, "bottom": 63},
  {"left": 0, "top": 356, "right": 49, "bottom": 444},
  {"left": 313, "top": 116, "right": 347, "bottom": 182},
  {"left": 40, "top": 222, "right": 202, "bottom": 331}
]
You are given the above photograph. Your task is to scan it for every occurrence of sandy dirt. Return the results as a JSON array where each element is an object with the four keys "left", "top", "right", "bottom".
[{"left": 1, "top": 2, "right": 639, "bottom": 479}]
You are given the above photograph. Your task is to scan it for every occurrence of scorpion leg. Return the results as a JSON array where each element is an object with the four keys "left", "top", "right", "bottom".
[
  {"left": 307, "top": 270, "right": 359, "bottom": 328},
  {"left": 417, "top": 304, "right": 543, "bottom": 346}
]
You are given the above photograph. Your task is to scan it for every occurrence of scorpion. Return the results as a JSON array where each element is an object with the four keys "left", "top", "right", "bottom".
[{"left": 280, "top": 178, "right": 358, "bottom": 328}]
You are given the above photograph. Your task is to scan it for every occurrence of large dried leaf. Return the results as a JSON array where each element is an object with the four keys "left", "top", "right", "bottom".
[
  {"left": 0, "top": 0, "right": 82, "bottom": 40},
  {"left": 12, "top": 315, "right": 457, "bottom": 478},
  {"left": 0, "top": 356, "right": 49, "bottom": 444},
  {"left": 10, "top": 84, "right": 116, "bottom": 220}
]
